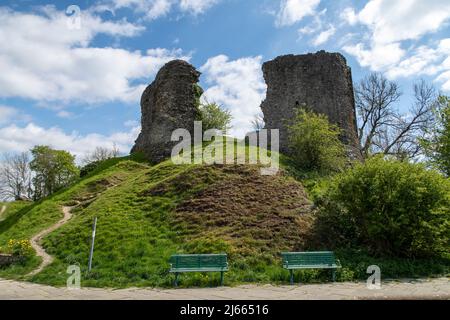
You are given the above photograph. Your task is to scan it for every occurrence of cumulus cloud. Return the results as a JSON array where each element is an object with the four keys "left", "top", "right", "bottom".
[
  {"left": 0, "top": 123, "right": 140, "bottom": 162},
  {"left": 107, "top": 0, "right": 174, "bottom": 20},
  {"left": 340, "top": 7, "right": 357, "bottom": 26},
  {"left": 179, "top": 0, "right": 220, "bottom": 15},
  {"left": 200, "top": 55, "right": 266, "bottom": 138},
  {"left": 276, "top": 0, "right": 320, "bottom": 27},
  {"left": 0, "top": 105, "right": 31, "bottom": 125},
  {"left": 343, "top": 42, "right": 405, "bottom": 71},
  {"left": 311, "top": 24, "right": 335, "bottom": 46},
  {"left": 104, "top": 0, "right": 220, "bottom": 18},
  {"left": 0, "top": 6, "right": 189, "bottom": 104},
  {"left": 342, "top": 0, "right": 450, "bottom": 92},
  {"left": 357, "top": 0, "right": 450, "bottom": 44}
]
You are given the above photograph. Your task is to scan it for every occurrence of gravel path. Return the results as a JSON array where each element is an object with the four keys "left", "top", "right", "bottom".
[
  {"left": 0, "top": 277, "right": 448, "bottom": 300},
  {"left": 27, "top": 206, "right": 74, "bottom": 276}
]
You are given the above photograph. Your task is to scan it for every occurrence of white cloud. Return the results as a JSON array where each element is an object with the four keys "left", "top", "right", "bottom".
[
  {"left": 343, "top": 42, "right": 405, "bottom": 71},
  {"left": 0, "top": 6, "right": 189, "bottom": 104},
  {"left": 340, "top": 7, "right": 357, "bottom": 26},
  {"left": 357, "top": 0, "right": 450, "bottom": 44},
  {"left": 0, "top": 123, "right": 140, "bottom": 162},
  {"left": 56, "top": 110, "right": 76, "bottom": 119},
  {"left": 110, "top": 0, "right": 174, "bottom": 20},
  {"left": 124, "top": 120, "right": 139, "bottom": 127},
  {"left": 311, "top": 25, "right": 335, "bottom": 46},
  {"left": 200, "top": 55, "right": 266, "bottom": 138},
  {"left": 297, "top": 8, "right": 326, "bottom": 36},
  {"left": 0, "top": 105, "right": 31, "bottom": 125},
  {"left": 179, "top": 0, "right": 220, "bottom": 15},
  {"left": 276, "top": 0, "right": 320, "bottom": 27},
  {"left": 342, "top": 0, "right": 450, "bottom": 92},
  {"left": 105, "top": 0, "right": 220, "bottom": 18}
]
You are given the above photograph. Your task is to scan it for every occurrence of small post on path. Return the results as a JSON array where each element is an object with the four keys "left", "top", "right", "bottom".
[{"left": 88, "top": 217, "right": 97, "bottom": 272}]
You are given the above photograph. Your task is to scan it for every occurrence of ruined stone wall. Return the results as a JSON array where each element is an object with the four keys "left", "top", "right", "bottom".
[
  {"left": 260, "top": 51, "right": 360, "bottom": 157},
  {"left": 131, "top": 60, "right": 202, "bottom": 163}
]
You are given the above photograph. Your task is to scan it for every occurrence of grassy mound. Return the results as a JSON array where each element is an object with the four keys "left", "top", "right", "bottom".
[
  {"left": 0, "top": 201, "right": 31, "bottom": 222},
  {"left": 0, "top": 153, "right": 449, "bottom": 287}
]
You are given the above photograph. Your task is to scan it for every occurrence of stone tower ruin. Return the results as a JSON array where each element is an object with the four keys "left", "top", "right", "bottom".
[
  {"left": 260, "top": 51, "right": 360, "bottom": 157},
  {"left": 131, "top": 60, "right": 202, "bottom": 163}
]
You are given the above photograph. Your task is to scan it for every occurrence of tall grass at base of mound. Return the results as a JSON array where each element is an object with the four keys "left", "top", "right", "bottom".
[{"left": 0, "top": 256, "right": 41, "bottom": 279}]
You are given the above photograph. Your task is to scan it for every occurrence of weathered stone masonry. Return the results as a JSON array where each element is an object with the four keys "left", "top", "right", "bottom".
[
  {"left": 260, "top": 51, "right": 360, "bottom": 157},
  {"left": 131, "top": 60, "right": 202, "bottom": 163}
]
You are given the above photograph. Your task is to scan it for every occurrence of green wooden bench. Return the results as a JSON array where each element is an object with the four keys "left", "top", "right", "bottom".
[
  {"left": 281, "top": 251, "right": 341, "bottom": 284},
  {"left": 169, "top": 254, "right": 229, "bottom": 287}
]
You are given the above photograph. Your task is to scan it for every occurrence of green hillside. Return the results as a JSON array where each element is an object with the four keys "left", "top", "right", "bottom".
[{"left": 0, "top": 152, "right": 448, "bottom": 288}]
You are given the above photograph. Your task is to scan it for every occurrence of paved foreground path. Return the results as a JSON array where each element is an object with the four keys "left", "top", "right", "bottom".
[{"left": 0, "top": 277, "right": 448, "bottom": 300}]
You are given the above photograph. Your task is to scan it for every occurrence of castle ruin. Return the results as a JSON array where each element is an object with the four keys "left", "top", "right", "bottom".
[{"left": 132, "top": 51, "right": 361, "bottom": 162}]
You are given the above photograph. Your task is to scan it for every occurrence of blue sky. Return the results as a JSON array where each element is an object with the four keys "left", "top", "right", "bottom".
[{"left": 0, "top": 0, "right": 450, "bottom": 161}]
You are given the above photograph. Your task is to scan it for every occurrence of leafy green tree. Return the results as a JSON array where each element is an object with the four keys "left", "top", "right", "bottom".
[
  {"left": 197, "top": 102, "right": 232, "bottom": 134},
  {"left": 315, "top": 156, "right": 450, "bottom": 258},
  {"left": 287, "top": 108, "right": 346, "bottom": 174},
  {"left": 30, "top": 146, "right": 79, "bottom": 200},
  {"left": 421, "top": 95, "right": 450, "bottom": 177}
]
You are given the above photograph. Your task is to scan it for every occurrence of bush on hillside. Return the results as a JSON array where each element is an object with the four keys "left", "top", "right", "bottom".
[
  {"left": 287, "top": 109, "right": 346, "bottom": 174},
  {"left": 314, "top": 156, "right": 450, "bottom": 258},
  {"left": 80, "top": 160, "right": 102, "bottom": 178}
]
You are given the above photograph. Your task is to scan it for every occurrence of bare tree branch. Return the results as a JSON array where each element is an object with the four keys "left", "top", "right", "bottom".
[
  {"left": 0, "top": 152, "right": 33, "bottom": 201},
  {"left": 82, "top": 144, "right": 121, "bottom": 165},
  {"left": 355, "top": 74, "right": 436, "bottom": 160}
]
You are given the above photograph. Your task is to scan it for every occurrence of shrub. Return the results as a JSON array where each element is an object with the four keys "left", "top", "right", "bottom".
[
  {"left": 287, "top": 109, "right": 346, "bottom": 174},
  {"left": 2, "top": 239, "right": 34, "bottom": 257},
  {"left": 315, "top": 156, "right": 450, "bottom": 258},
  {"left": 80, "top": 160, "right": 102, "bottom": 178}
]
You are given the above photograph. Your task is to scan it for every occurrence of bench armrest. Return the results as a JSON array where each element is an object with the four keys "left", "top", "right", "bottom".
[{"left": 335, "top": 259, "right": 342, "bottom": 268}]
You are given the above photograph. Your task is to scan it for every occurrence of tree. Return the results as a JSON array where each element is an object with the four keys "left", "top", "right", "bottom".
[
  {"left": 421, "top": 95, "right": 450, "bottom": 176},
  {"left": 82, "top": 144, "right": 120, "bottom": 165},
  {"left": 30, "top": 146, "right": 79, "bottom": 200},
  {"left": 198, "top": 102, "right": 232, "bottom": 134},
  {"left": 355, "top": 73, "right": 435, "bottom": 159},
  {"left": 287, "top": 109, "right": 346, "bottom": 174},
  {"left": 0, "top": 152, "right": 33, "bottom": 201}
]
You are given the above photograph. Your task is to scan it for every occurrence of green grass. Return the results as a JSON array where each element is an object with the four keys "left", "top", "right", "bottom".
[
  {"left": 0, "top": 149, "right": 448, "bottom": 288},
  {"left": 0, "top": 201, "right": 32, "bottom": 222}
]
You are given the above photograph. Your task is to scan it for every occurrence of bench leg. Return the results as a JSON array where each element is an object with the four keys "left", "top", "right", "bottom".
[
  {"left": 174, "top": 273, "right": 179, "bottom": 287},
  {"left": 220, "top": 271, "right": 224, "bottom": 286},
  {"left": 332, "top": 270, "right": 336, "bottom": 282},
  {"left": 289, "top": 269, "right": 294, "bottom": 285}
]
